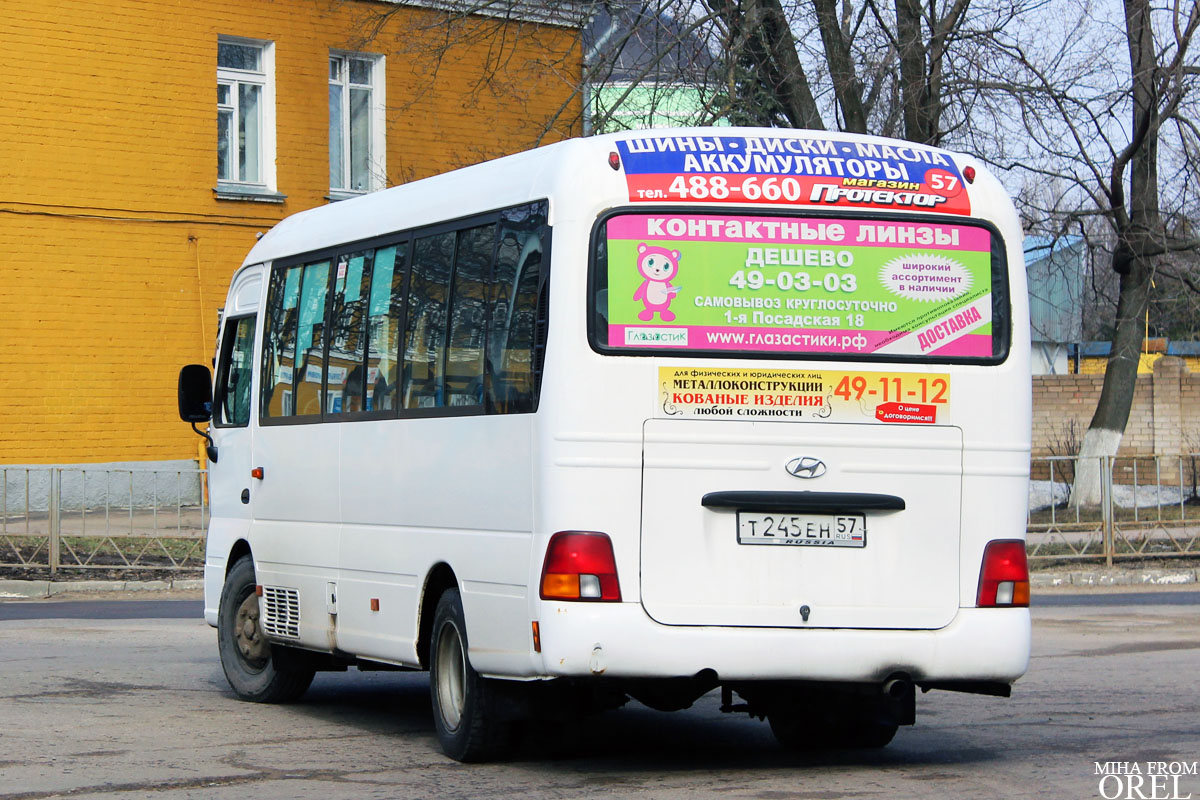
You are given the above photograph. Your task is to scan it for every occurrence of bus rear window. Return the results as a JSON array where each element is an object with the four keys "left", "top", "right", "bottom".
[{"left": 590, "top": 212, "right": 1008, "bottom": 362}]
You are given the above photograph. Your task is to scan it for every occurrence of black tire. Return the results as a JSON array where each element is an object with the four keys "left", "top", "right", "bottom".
[
  {"left": 217, "top": 556, "right": 314, "bottom": 703},
  {"left": 769, "top": 707, "right": 898, "bottom": 750},
  {"left": 429, "top": 588, "right": 512, "bottom": 762}
]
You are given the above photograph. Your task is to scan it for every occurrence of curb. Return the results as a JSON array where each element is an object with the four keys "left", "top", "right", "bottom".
[
  {"left": 0, "top": 578, "right": 204, "bottom": 599},
  {"left": 1031, "top": 568, "right": 1198, "bottom": 588}
]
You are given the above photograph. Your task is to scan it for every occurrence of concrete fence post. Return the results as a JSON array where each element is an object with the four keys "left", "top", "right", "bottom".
[
  {"left": 1102, "top": 456, "right": 1115, "bottom": 567},
  {"left": 48, "top": 469, "right": 61, "bottom": 575}
]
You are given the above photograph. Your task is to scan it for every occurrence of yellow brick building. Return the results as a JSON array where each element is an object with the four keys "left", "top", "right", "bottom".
[{"left": 0, "top": 0, "right": 580, "bottom": 471}]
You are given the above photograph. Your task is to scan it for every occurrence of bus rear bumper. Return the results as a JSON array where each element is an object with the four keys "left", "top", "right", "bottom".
[{"left": 524, "top": 603, "right": 1030, "bottom": 685}]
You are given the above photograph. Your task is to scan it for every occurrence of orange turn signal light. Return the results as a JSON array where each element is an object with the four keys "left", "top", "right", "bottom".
[{"left": 541, "top": 573, "right": 580, "bottom": 600}]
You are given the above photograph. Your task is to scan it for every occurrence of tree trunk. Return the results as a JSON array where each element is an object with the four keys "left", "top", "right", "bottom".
[
  {"left": 894, "top": 0, "right": 932, "bottom": 143},
  {"left": 751, "top": 0, "right": 825, "bottom": 129},
  {"left": 707, "top": 0, "right": 824, "bottom": 129},
  {"left": 812, "top": 0, "right": 867, "bottom": 132},
  {"left": 1071, "top": 251, "right": 1151, "bottom": 505},
  {"left": 1071, "top": 0, "right": 1162, "bottom": 507}
]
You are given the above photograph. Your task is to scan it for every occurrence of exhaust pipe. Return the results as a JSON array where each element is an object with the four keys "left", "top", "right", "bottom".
[{"left": 882, "top": 676, "right": 913, "bottom": 700}]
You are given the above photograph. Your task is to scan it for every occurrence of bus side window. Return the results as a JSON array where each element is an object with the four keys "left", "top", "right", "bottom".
[
  {"left": 488, "top": 203, "right": 546, "bottom": 414},
  {"left": 262, "top": 265, "right": 303, "bottom": 418},
  {"left": 367, "top": 242, "right": 405, "bottom": 412},
  {"left": 214, "top": 316, "right": 256, "bottom": 427},
  {"left": 294, "top": 260, "right": 331, "bottom": 416},
  {"left": 327, "top": 250, "right": 375, "bottom": 415},
  {"left": 262, "top": 259, "right": 329, "bottom": 419},
  {"left": 403, "top": 232, "right": 454, "bottom": 409},
  {"left": 446, "top": 224, "right": 494, "bottom": 408}
]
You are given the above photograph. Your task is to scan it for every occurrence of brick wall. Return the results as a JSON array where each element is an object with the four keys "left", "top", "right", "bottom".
[
  {"left": 1033, "top": 357, "right": 1200, "bottom": 457},
  {"left": 0, "top": 0, "right": 579, "bottom": 465}
]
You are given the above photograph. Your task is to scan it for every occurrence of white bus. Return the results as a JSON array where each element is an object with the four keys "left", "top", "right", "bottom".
[{"left": 179, "top": 127, "right": 1032, "bottom": 762}]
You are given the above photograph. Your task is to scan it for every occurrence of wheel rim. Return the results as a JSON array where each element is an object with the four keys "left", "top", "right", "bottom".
[
  {"left": 234, "top": 592, "right": 270, "bottom": 670},
  {"left": 434, "top": 620, "right": 466, "bottom": 732}
]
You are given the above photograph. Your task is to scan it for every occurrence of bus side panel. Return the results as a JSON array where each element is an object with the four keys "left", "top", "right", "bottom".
[
  {"left": 335, "top": 415, "right": 535, "bottom": 672},
  {"left": 958, "top": 224, "right": 1031, "bottom": 607}
]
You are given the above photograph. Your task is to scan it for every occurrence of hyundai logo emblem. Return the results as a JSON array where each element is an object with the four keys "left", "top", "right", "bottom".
[{"left": 785, "top": 456, "right": 827, "bottom": 479}]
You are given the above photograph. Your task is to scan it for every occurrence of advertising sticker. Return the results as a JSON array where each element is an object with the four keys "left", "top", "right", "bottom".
[
  {"left": 658, "top": 366, "right": 951, "bottom": 424},
  {"left": 616, "top": 133, "right": 971, "bottom": 215},
  {"left": 602, "top": 213, "right": 995, "bottom": 359}
]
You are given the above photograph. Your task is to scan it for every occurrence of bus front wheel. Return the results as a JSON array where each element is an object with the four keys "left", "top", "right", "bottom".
[
  {"left": 217, "top": 556, "right": 314, "bottom": 703},
  {"left": 429, "top": 587, "right": 511, "bottom": 762}
]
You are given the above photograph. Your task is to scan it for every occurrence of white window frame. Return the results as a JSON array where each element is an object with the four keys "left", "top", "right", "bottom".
[
  {"left": 328, "top": 51, "right": 386, "bottom": 198},
  {"left": 217, "top": 36, "right": 278, "bottom": 198}
]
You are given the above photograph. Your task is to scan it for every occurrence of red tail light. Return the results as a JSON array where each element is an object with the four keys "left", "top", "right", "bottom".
[
  {"left": 977, "top": 540, "right": 1030, "bottom": 607},
  {"left": 540, "top": 532, "right": 621, "bottom": 601}
]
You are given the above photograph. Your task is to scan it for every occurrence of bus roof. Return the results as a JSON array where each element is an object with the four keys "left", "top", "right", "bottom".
[{"left": 241, "top": 127, "right": 1005, "bottom": 268}]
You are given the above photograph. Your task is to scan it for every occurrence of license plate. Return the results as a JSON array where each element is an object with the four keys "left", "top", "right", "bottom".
[{"left": 736, "top": 512, "right": 867, "bottom": 547}]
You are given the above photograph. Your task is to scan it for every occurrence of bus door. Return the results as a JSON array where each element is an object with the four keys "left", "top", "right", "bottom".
[
  {"left": 253, "top": 257, "right": 342, "bottom": 642},
  {"left": 207, "top": 268, "right": 264, "bottom": 560}
]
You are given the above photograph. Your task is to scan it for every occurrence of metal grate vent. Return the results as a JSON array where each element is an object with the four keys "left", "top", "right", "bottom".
[{"left": 261, "top": 586, "right": 300, "bottom": 639}]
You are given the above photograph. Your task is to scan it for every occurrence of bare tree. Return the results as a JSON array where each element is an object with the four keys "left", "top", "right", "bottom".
[
  {"left": 692, "top": 0, "right": 1025, "bottom": 138},
  {"left": 338, "top": 0, "right": 590, "bottom": 160},
  {"left": 343, "top": 0, "right": 1029, "bottom": 144},
  {"left": 970, "top": 0, "right": 1200, "bottom": 503}
]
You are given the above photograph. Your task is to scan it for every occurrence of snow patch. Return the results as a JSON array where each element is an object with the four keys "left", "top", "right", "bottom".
[{"left": 1029, "top": 480, "right": 1192, "bottom": 511}]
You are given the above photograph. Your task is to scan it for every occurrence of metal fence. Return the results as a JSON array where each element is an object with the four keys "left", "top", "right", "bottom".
[
  {"left": 2, "top": 456, "right": 1198, "bottom": 574},
  {"left": 1028, "top": 453, "right": 1200, "bottom": 565},
  {"left": 1, "top": 467, "right": 207, "bottom": 574}
]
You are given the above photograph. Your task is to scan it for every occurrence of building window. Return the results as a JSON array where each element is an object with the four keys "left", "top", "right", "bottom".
[
  {"left": 218, "top": 37, "right": 276, "bottom": 192},
  {"left": 329, "top": 53, "right": 385, "bottom": 194}
]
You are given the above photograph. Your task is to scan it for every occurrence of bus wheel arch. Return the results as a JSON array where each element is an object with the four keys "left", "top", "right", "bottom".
[
  {"left": 226, "top": 539, "right": 252, "bottom": 578},
  {"left": 428, "top": 586, "right": 512, "bottom": 761},
  {"left": 417, "top": 563, "right": 459, "bottom": 669}
]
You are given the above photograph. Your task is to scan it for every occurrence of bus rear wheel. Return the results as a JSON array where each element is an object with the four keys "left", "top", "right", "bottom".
[
  {"left": 217, "top": 556, "right": 314, "bottom": 703},
  {"left": 429, "top": 588, "right": 511, "bottom": 762}
]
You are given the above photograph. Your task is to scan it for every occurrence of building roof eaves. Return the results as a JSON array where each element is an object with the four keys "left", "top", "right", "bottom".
[{"left": 372, "top": 0, "right": 587, "bottom": 29}]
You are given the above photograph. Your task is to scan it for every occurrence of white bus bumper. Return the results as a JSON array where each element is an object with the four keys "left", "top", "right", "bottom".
[{"left": 526, "top": 603, "right": 1030, "bottom": 684}]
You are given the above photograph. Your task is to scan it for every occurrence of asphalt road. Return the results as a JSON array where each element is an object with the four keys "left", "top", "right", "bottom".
[
  {"left": 0, "top": 599, "right": 205, "bottom": 621},
  {"left": 0, "top": 592, "right": 1197, "bottom": 799}
]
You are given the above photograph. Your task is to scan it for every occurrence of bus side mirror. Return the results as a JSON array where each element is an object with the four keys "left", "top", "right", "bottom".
[
  {"left": 178, "top": 365, "right": 214, "bottom": 423},
  {"left": 178, "top": 364, "right": 218, "bottom": 464}
]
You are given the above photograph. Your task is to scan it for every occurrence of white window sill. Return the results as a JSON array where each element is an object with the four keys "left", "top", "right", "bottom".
[
  {"left": 326, "top": 189, "right": 369, "bottom": 202},
  {"left": 214, "top": 185, "right": 287, "bottom": 203}
]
